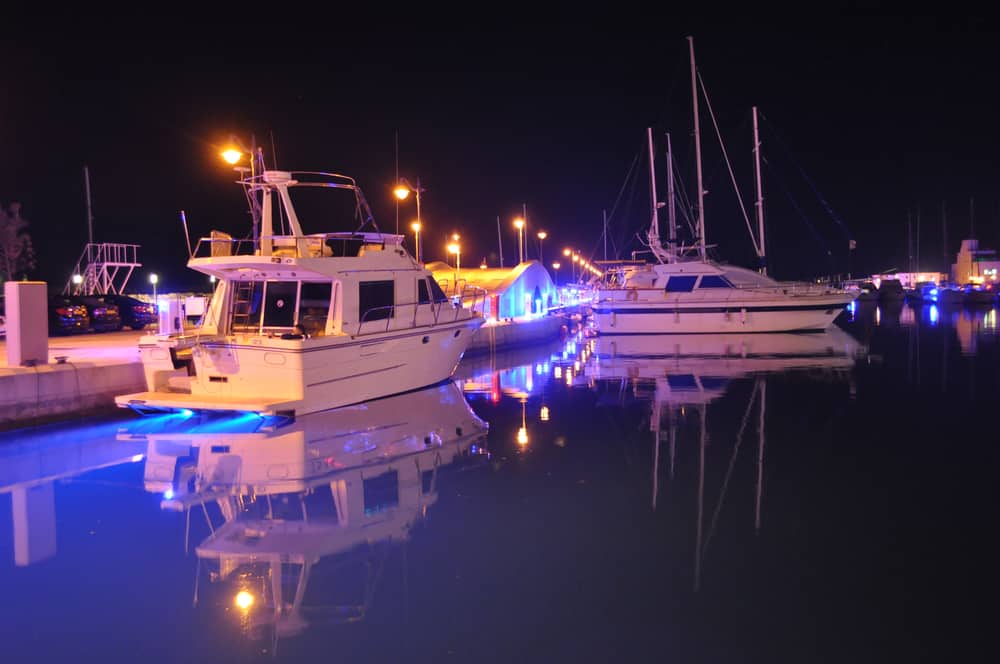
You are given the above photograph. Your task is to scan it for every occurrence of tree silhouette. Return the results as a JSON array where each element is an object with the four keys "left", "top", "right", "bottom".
[{"left": 0, "top": 202, "right": 37, "bottom": 283}]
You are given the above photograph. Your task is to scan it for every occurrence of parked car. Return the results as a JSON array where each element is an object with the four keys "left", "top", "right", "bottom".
[
  {"left": 48, "top": 296, "right": 90, "bottom": 335},
  {"left": 69, "top": 295, "right": 122, "bottom": 332},
  {"left": 102, "top": 294, "right": 158, "bottom": 330}
]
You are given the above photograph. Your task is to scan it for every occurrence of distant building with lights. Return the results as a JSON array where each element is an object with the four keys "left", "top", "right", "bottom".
[{"left": 951, "top": 239, "right": 1000, "bottom": 285}]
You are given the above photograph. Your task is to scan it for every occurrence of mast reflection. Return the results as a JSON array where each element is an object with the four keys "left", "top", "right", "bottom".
[
  {"left": 117, "top": 381, "right": 489, "bottom": 648},
  {"left": 580, "top": 328, "right": 865, "bottom": 591}
]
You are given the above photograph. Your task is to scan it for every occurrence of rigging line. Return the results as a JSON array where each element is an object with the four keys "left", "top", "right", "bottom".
[
  {"left": 759, "top": 111, "right": 853, "bottom": 240},
  {"left": 702, "top": 380, "right": 760, "bottom": 559},
  {"left": 697, "top": 70, "right": 759, "bottom": 255},
  {"left": 606, "top": 142, "right": 644, "bottom": 224},
  {"left": 764, "top": 156, "right": 835, "bottom": 271},
  {"left": 670, "top": 151, "right": 699, "bottom": 239}
]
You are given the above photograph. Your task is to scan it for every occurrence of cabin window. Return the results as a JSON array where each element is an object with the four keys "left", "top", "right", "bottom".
[
  {"left": 698, "top": 275, "right": 732, "bottom": 288},
  {"left": 363, "top": 470, "right": 399, "bottom": 514},
  {"left": 359, "top": 280, "right": 394, "bottom": 321},
  {"left": 665, "top": 276, "right": 698, "bottom": 293},
  {"left": 418, "top": 279, "right": 431, "bottom": 304},
  {"left": 262, "top": 281, "right": 298, "bottom": 328},
  {"left": 299, "top": 282, "right": 332, "bottom": 336},
  {"left": 429, "top": 277, "right": 450, "bottom": 303},
  {"left": 666, "top": 374, "right": 698, "bottom": 389}
]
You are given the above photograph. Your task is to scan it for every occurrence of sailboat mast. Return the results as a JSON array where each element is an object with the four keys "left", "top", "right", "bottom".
[
  {"left": 688, "top": 36, "right": 707, "bottom": 261},
  {"left": 666, "top": 132, "right": 677, "bottom": 260},
  {"left": 752, "top": 107, "right": 766, "bottom": 275},
  {"left": 646, "top": 127, "right": 662, "bottom": 261}
]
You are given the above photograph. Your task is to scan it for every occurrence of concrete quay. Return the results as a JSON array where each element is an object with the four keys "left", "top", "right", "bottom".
[{"left": 0, "top": 330, "right": 147, "bottom": 429}]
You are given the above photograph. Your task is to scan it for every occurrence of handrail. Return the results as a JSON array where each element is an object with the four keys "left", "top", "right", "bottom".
[
  {"left": 192, "top": 233, "right": 407, "bottom": 260},
  {"left": 353, "top": 290, "right": 485, "bottom": 338}
]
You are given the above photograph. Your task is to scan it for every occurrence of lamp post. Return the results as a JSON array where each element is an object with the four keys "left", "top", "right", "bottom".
[
  {"left": 149, "top": 273, "right": 158, "bottom": 308},
  {"left": 220, "top": 136, "right": 263, "bottom": 250},
  {"left": 572, "top": 254, "right": 580, "bottom": 283},
  {"left": 537, "top": 231, "right": 547, "bottom": 266},
  {"left": 514, "top": 217, "right": 525, "bottom": 264},
  {"left": 447, "top": 239, "right": 461, "bottom": 282},
  {"left": 395, "top": 177, "right": 424, "bottom": 240},
  {"left": 552, "top": 261, "right": 561, "bottom": 286},
  {"left": 410, "top": 221, "right": 422, "bottom": 262}
]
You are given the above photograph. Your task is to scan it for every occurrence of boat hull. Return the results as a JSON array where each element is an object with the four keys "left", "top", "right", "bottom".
[
  {"left": 592, "top": 293, "right": 854, "bottom": 334},
  {"left": 116, "top": 318, "right": 483, "bottom": 416}
]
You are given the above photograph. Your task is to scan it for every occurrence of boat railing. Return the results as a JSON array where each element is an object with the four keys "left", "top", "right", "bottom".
[
  {"left": 191, "top": 233, "right": 406, "bottom": 260},
  {"left": 354, "top": 288, "right": 485, "bottom": 337}
]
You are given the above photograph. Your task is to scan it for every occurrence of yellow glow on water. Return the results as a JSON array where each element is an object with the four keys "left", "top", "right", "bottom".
[
  {"left": 554, "top": 366, "right": 562, "bottom": 379},
  {"left": 540, "top": 406, "right": 550, "bottom": 421},
  {"left": 517, "top": 426, "right": 528, "bottom": 445},
  {"left": 234, "top": 591, "right": 254, "bottom": 610}
]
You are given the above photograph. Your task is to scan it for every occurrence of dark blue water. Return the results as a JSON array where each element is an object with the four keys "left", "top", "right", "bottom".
[{"left": 1, "top": 302, "right": 997, "bottom": 662}]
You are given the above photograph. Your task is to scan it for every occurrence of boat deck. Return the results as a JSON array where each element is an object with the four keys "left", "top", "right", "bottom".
[{"left": 114, "top": 390, "right": 301, "bottom": 416}]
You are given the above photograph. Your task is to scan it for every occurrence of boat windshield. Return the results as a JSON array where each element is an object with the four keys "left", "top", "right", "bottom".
[{"left": 280, "top": 185, "right": 364, "bottom": 236}]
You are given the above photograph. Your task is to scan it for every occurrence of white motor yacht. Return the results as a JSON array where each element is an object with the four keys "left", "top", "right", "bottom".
[{"left": 115, "top": 168, "right": 484, "bottom": 417}]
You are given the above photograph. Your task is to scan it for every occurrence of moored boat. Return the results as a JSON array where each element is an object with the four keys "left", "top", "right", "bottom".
[
  {"left": 592, "top": 38, "right": 854, "bottom": 335},
  {"left": 115, "top": 165, "right": 483, "bottom": 418}
]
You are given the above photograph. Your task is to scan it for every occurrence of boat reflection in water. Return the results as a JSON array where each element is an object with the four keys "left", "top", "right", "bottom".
[
  {"left": 574, "top": 327, "right": 865, "bottom": 590},
  {"left": 117, "top": 381, "right": 489, "bottom": 650}
]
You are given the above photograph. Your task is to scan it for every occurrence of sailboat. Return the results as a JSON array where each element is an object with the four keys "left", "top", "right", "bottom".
[{"left": 591, "top": 37, "right": 856, "bottom": 335}]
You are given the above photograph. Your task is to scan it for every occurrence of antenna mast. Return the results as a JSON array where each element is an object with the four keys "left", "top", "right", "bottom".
[
  {"left": 752, "top": 107, "right": 766, "bottom": 275},
  {"left": 688, "top": 36, "right": 707, "bottom": 261},
  {"left": 666, "top": 132, "right": 677, "bottom": 261}
]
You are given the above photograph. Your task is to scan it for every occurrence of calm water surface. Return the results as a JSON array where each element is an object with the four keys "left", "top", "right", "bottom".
[{"left": 2, "top": 302, "right": 998, "bottom": 662}]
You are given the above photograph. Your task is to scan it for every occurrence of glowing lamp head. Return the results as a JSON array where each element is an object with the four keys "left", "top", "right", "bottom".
[
  {"left": 447, "top": 243, "right": 460, "bottom": 255},
  {"left": 72, "top": 274, "right": 83, "bottom": 285},
  {"left": 537, "top": 231, "right": 547, "bottom": 240},
  {"left": 149, "top": 273, "right": 158, "bottom": 285},
  {"left": 234, "top": 591, "right": 254, "bottom": 610},
  {"left": 410, "top": 221, "right": 421, "bottom": 232},
  {"left": 552, "top": 262, "right": 561, "bottom": 269},
  {"left": 394, "top": 185, "right": 411, "bottom": 201},
  {"left": 513, "top": 218, "right": 525, "bottom": 230},
  {"left": 221, "top": 149, "right": 242, "bottom": 165}
]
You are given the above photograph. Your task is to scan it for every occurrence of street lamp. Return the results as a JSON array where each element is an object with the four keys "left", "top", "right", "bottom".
[
  {"left": 447, "top": 240, "right": 461, "bottom": 281},
  {"left": 219, "top": 135, "right": 264, "bottom": 249},
  {"left": 514, "top": 217, "right": 525, "bottom": 264},
  {"left": 552, "top": 261, "right": 561, "bottom": 286},
  {"left": 571, "top": 254, "right": 580, "bottom": 283},
  {"left": 394, "top": 177, "right": 424, "bottom": 237},
  {"left": 410, "top": 221, "right": 422, "bottom": 262},
  {"left": 149, "top": 273, "right": 159, "bottom": 308},
  {"left": 537, "top": 231, "right": 547, "bottom": 266}
]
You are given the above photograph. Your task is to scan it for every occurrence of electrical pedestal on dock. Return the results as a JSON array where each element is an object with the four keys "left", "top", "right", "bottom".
[{"left": 4, "top": 281, "right": 48, "bottom": 367}]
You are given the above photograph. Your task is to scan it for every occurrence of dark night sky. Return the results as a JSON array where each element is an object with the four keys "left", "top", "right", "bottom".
[{"left": 3, "top": 11, "right": 999, "bottom": 291}]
